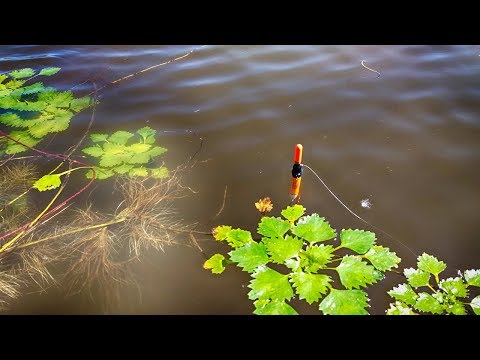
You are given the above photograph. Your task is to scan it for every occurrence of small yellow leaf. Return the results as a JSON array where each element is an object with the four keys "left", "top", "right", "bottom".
[{"left": 255, "top": 197, "right": 273, "bottom": 213}]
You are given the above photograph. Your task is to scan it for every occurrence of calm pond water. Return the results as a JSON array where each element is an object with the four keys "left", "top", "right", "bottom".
[{"left": 2, "top": 45, "right": 480, "bottom": 314}]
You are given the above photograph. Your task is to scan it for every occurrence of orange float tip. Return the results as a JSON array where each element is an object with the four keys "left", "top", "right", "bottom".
[{"left": 294, "top": 144, "right": 303, "bottom": 164}]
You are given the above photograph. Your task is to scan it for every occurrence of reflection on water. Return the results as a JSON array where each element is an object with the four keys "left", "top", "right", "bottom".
[{"left": 1, "top": 45, "right": 480, "bottom": 314}]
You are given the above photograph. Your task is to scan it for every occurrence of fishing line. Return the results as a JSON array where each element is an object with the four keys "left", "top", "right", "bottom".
[
  {"left": 302, "top": 162, "right": 417, "bottom": 257},
  {"left": 360, "top": 60, "right": 381, "bottom": 78}
]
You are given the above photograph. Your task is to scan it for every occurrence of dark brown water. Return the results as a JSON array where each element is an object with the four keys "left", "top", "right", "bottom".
[{"left": 2, "top": 45, "right": 480, "bottom": 314}]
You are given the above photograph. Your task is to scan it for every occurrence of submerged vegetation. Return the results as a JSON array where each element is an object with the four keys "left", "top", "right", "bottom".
[{"left": 0, "top": 66, "right": 201, "bottom": 311}]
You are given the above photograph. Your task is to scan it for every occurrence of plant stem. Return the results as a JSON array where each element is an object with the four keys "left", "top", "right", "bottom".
[
  {"left": 0, "top": 131, "right": 96, "bottom": 244},
  {"left": 0, "top": 162, "right": 64, "bottom": 214},
  {"left": 0, "top": 178, "right": 67, "bottom": 253},
  {"left": 0, "top": 189, "right": 30, "bottom": 213},
  {"left": 56, "top": 166, "right": 91, "bottom": 177},
  {"left": 15, "top": 217, "right": 127, "bottom": 249}
]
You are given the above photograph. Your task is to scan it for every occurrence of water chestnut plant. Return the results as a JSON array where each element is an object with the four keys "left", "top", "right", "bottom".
[
  {"left": 204, "top": 201, "right": 401, "bottom": 315},
  {"left": 0, "top": 67, "right": 93, "bottom": 154},
  {"left": 205, "top": 199, "right": 480, "bottom": 315},
  {"left": 386, "top": 253, "right": 480, "bottom": 315},
  {"left": 82, "top": 127, "right": 169, "bottom": 179}
]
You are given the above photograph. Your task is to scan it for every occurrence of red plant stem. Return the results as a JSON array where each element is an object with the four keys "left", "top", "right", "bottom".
[{"left": 0, "top": 129, "right": 96, "bottom": 243}]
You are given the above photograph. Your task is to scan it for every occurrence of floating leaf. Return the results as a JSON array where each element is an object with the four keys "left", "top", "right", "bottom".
[
  {"left": 5, "top": 130, "right": 40, "bottom": 154},
  {"left": 291, "top": 214, "right": 335, "bottom": 244},
  {"left": 226, "top": 229, "right": 253, "bottom": 248},
  {"left": 28, "top": 121, "right": 55, "bottom": 138},
  {"left": 281, "top": 204, "right": 305, "bottom": 223},
  {"left": 263, "top": 235, "right": 303, "bottom": 264},
  {"left": 150, "top": 167, "right": 169, "bottom": 179},
  {"left": 22, "top": 100, "right": 47, "bottom": 111},
  {"left": 129, "top": 167, "right": 148, "bottom": 177},
  {"left": 445, "top": 303, "right": 467, "bottom": 315},
  {"left": 128, "top": 143, "right": 152, "bottom": 153},
  {"left": 103, "top": 142, "right": 125, "bottom": 155},
  {"left": 290, "top": 272, "right": 332, "bottom": 304},
  {"left": 39, "top": 67, "right": 61, "bottom": 76},
  {"left": 69, "top": 96, "right": 92, "bottom": 112},
  {"left": 470, "top": 296, "right": 480, "bottom": 315},
  {"left": 284, "top": 258, "right": 301, "bottom": 272},
  {"left": 404, "top": 268, "right": 431, "bottom": 288},
  {"left": 417, "top": 253, "right": 446, "bottom": 276},
  {"left": 248, "top": 267, "right": 294, "bottom": 301},
  {"left": 0, "top": 113, "right": 24, "bottom": 127},
  {"left": 38, "top": 90, "right": 73, "bottom": 108},
  {"left": 86, "top": 167, "right": 114, "bottom": 179},
  {"left": 340, "top": 229, "right": 376, "bottom": 254},
  {"left": 464, "top": 269, "right": 480, "bottom": 287},
  {"left": 90, "top": 133, "right": 109, "bottom": 143},
  {"left": 19, "top": 82, "right": 45, "bottom": 95},
  {"left": 137, "top": 126, "right": 157, "bottom": 144},
  {"left": 319, "top": 289, "right": 369, "bottom": 315},
  {"left": 253, "top": 300, "right": 298, "bottom": 315},
  {"left": 414, "top": 292, "right": 443, "bottom": 314},
  {"left": 113, "top": 164, "right": 135, "bottom": 174},
  {"left": 255, "top": 197, "right": 273, "bottom": 214},
  {"left": 212, "top": 225, "right": 232, "bottom": 241},
  {"left": 24, "top": 108, "right": 72, "bottom": 138},
  {"left": 203, "top": 254, "right": 226, "bottom": 274},
  {"left": 386, "top": 301, "right": 416, "bottom": 315},
  {"left": 387, "top": 283, "right": 418, "bottom": 306},
  {"left": 128, "top": 152, "right": 150, "bottom": 164},
  {"left": 146, "top": 146, "right": 167, "bottom": 157},
  {"left": 108, "top": 130, "right": 134, "bottom": 145},
  {"left": 229, "top": 242, "right": 269, "bottom": 273},
  {"left": 336, "top": 255, "right": 383, "bottom": 289},
  {"left": 4, "top": 79, "right": 25, "bottom": 90},
  {"left": 257, "top": 217, "right": 291, "bottom": 238},
  {"left": 299, "top": 244, "right": 334, "bottom": 273},
  {"left": 99, "top": 153, "right": 124, "bottom": 167},
  {"left": 33, "top": 174, "right": 62, "bottom": 192},
  {"left": 432, "top": 292, "right": 445, "bottom": 304},
  {"left": 9, "top": 68, "right": 35, "bottom": 79},
  {"left": 364, "top": 245, "right": 401, "bottom": 271},
  {"left": 439, "top": 277, "right": 468, "bottom": 298},
  {"left": 82, "top": 146, "right": 104, "bottom": 157}
]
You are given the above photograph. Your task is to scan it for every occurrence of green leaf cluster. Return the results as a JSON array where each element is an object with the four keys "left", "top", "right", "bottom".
[
  {"left": 0, "top": 67, "right": 93, "bottom": 154},
  {"left": 387, "top": 253, "right": 480, "bottom": 315},
  {"left": 81, "top": 127, "right": 168, "bottom": 180},
  {"left": 204, "top": 203, "right": 402, "bottom": 315}
]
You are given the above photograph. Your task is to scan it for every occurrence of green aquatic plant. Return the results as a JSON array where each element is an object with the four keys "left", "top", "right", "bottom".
[
  {"left": 386, "top": 253, "right": 480, "bottom": 315},
  {"left": 204, "top": 201, "right": 401, "bottom": 315},
  {"left": 81, "top": 127, "right": 169, "bottom": 179},
  {"left": 0, "top": 54, "right": 205, "bottom": 312},
  {"left": 0, "top": 67, "right": 93, "bottom": 154}
]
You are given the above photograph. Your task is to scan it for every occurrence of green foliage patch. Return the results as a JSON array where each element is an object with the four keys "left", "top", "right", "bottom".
[
  {"left": 0, "top": 67, "right": 93, "bottom": 154},
  {"left": 386, "top": 253, "right": 479, "bottom": 315},
  {"left": 82, "top": 127, "right": 169, "bottom": 179},
  {"left": 204, "top": 203, "right": 401, "bottom": 315}
]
